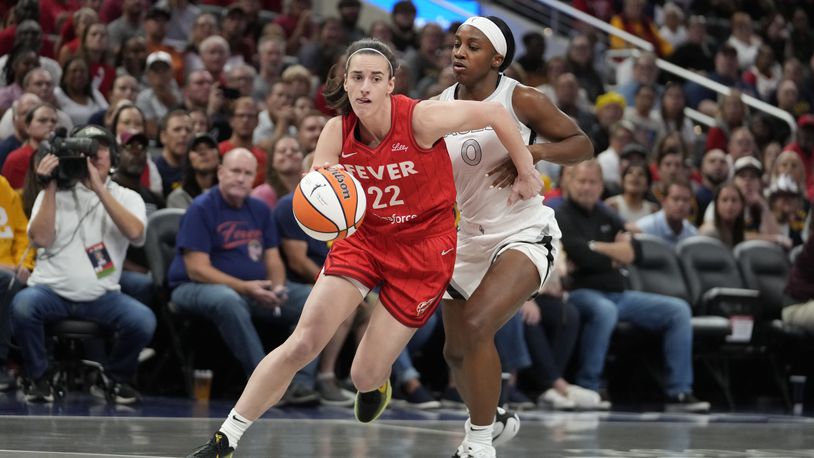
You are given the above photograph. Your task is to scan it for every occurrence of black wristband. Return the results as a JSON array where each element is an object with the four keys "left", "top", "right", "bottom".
[{"left": 36, "top": 174, "right": 54, "bottom": 187}]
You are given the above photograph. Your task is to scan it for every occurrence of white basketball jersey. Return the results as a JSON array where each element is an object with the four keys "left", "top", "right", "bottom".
[{"left": 440, "top": 76, "right": 559, "bottom": 236}]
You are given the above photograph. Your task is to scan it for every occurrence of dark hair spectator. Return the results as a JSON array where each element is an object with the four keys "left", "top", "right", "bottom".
[
  {"left": 55, "top": 56, "right": 109, "bottom": 126},
  {"left": 700, "top": 182, "right": 746, "bottom": 248},
  {"left": 76, "top": 22, "right": 114, "bottom": 98},
  {"left": 251, "top": 135, "right": 303, "bottom": 209},
  {"left": 166, "top": 133, "right": 220, "bottom": 210},
  {"left": 605, "top": 161, "right": 658, "bottom": 224},
  {"left": 0, "top": 43, "right": 39, "bottom": 116}
]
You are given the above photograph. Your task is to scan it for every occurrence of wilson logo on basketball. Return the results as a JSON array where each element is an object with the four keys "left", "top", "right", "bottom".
[
  {"left": 329, "top": 169, "right": 351, "bottom": 199},
  {"left": 392, "top": 142, "right": 408, "bottom": 152},
  {"left": 292, "top": 169, "right": 366, "bottom": 242}
]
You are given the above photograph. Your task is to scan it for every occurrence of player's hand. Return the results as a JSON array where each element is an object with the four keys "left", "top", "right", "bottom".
[
  {"left": 310, "top": 162, "right": 346, "bottom": 173},
  {"left": 509, "top": 167, "right": 544, "bottom": 204},
  {"left": 520, "top": 300, "right": 540, "bottom": 325},
  {"left": 486, "top": 157, "right": 516, "bottom": 190}
]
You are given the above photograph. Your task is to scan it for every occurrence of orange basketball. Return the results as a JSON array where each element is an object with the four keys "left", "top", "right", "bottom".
[{"left": 293, "top": 168, "right": 366, "bottom": 241}]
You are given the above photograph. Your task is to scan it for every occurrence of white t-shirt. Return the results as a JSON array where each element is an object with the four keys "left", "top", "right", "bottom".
[
  {"left": 28, "top": 180, "right": 146, "bottom": 301},
  {"left": 54, "top": 86, "right": 108, "bottom": 126}
]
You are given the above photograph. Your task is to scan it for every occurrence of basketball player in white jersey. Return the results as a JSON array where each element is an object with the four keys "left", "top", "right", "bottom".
[{"left": 438, "top": 16, "right": 594, "bottom": 458}]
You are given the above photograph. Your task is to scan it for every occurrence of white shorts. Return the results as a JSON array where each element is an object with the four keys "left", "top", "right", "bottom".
[{"left": 443, "top": 221, "right": 560, "bottom": 301}]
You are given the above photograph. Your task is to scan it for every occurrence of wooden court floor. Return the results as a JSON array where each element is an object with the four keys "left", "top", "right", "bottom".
[{"left": 2, "top": 406, "right": 814, "bottom": 457}]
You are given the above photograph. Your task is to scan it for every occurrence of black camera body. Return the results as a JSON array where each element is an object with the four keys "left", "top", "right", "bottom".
[{"left": 38, "top": 129, "right": 99, "bottom": 189}]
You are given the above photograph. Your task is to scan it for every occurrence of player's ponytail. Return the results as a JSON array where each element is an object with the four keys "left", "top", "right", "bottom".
[{"left": 323, "top": 38, "right": 399, "bottom": 115}]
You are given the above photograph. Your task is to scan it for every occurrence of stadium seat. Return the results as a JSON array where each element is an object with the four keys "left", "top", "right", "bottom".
[
  {"left": 734, "top": 240, "right": 810, "bottom": 409},
  {"left": 676, "top": 236, "right": 761, "bottom": 319},
  {"left": 143, "top": 208, "right": 197, "bottom": 396},
  {"left": 629, "top": 234, "right": 732, "bottom": 407}
]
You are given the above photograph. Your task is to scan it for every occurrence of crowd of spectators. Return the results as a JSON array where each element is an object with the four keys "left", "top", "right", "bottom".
[{"left": 0, "top": 0, "right": 811, "bottom": 412}]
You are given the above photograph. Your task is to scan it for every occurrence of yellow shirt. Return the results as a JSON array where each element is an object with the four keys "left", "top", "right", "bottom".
[{"left": 0, "top": 176, "right": 33, "bottom": 270}]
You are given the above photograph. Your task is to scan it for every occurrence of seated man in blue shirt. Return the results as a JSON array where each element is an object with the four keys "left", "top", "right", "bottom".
[
  {"left": 633, "top": 179, "right": 698, "bottom": 247},
  {"left": 556, "top": 161, "right": 709, "bottom": 413},
  {"left": 167, "top": 148, "right": 318, "bottom": 405}
]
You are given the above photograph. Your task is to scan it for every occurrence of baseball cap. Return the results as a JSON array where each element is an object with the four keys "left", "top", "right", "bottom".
[
  {"left": 189, "top": 132, "right": 218, "bottom": 150},
  {"left": 224, "top": 3, "right": 246, "bottom": 17},
  {"left": 797, "top": 114, "right": 814, "bottom": 129},
  {"left": 146, "top": 51, "right": 172, "bottom": 70},
  {"left": 620, "top": 142, "right": 649, "bottom": 160},
  {"left": 73, "top": 124, "right": 115, "bottom": 147},
  {"left": 119, "top": 131, "right": 148, "bottom": 148},
  {"left": 595, "top": 91, "right": 626, "bottom": 111},
  {"left": 733, "top": 156, "right": 762, "bottom": 175},
  {"left": 145, "top": 6, "right": 171, "bottom": 21}
]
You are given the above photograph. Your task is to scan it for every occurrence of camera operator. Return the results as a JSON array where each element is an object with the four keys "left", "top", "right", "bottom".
[{"left": 10, "top": 125, "right": 156, "bottom": 404}]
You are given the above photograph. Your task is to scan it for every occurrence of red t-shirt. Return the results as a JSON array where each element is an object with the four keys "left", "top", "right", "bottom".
[
  {"left": 2, "top": 144, "right": 35, "bottom": 189},
  {"left": 705, "top": 126, "right": 729, "bottom": 153},
  {"left": 218, "top": 141, "right": 267, "bottom": 188},
  {"left": 339, "top": 94, "right": 456, "bottom": 240},
  {"left": 39, "top": 0, "right": 79, "bottom": 36},
  {"left": 90, "top": 62, "right": 116, "bottom": 98}
]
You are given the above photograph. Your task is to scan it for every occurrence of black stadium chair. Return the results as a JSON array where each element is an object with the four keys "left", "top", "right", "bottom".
[
  {"left": 143, "top": 208, "right": 196, "bottom": 395},
  {"left": 734, "top": 240, "right": 809, "bottom": 409},
  {"left": 676, "top": 236, "right": 761, "bottom": 320},
  {"left": 628, "top": 234, "right": 732, "bottom": 407}
]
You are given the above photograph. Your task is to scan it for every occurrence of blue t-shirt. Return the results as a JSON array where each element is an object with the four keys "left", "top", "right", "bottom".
[
  {"left": 155, "top": 155, "right": 184, "bottom": 197},
  {"left": 273, "top": 192, "right": 329, "bottom": 284},
  {"left": 168, "top": 186, "right": 280, "bottom": 289}
]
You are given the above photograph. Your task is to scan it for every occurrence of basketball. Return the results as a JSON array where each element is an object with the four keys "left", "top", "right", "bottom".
[{"left": 293, "top": 168, "right": 366, "bottom": 242}]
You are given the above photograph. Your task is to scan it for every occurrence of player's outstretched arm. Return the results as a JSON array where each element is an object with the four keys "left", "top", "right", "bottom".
[
  {"left": 513, "top": 85, "right": 594, "bottom": 165},
  {"left": 413, "top": 99, "right": 541, "bottom": 204},
  {"left": 310, "top": 116, "right": 344, "bottom": 170}
]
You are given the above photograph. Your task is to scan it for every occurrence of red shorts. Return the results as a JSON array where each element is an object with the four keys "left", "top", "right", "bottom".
[{"left": 323, "top": 230, "right": 456, "bottom": 327}]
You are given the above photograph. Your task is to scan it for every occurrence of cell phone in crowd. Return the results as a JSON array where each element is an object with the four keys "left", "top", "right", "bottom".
[{"left": 222, "top": 86, "right": 241, "bottom": 99}]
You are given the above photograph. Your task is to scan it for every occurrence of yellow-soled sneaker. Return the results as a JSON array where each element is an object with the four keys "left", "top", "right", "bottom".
[{"left": 354, "top": 380, "right": 392, "bottom": 423}]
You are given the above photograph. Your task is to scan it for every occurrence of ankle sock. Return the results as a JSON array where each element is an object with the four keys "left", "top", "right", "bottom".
[
  {"left": 219, "top": 408, "right": 253, "bottom": 447},
  {"left": 466, "top": 422, "right": 494, "bottom": 448}
]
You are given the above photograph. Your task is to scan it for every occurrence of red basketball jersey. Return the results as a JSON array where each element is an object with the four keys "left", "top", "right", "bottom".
[{"left": 340, "top": 94, "right": 456, "bottom": 240}]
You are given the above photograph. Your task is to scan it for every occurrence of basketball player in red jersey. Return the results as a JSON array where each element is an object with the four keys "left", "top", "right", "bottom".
[
  {"left": 439, "top": 17, "right": 594, "bottom": 458},
  {"left": 187, "top": 38, "right": 543, "bottom": 457}
]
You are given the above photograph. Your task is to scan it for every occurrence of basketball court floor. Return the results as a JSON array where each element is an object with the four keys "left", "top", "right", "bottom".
[{"left": 2, "top": 392, "right": 814, "bottom": 458}]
